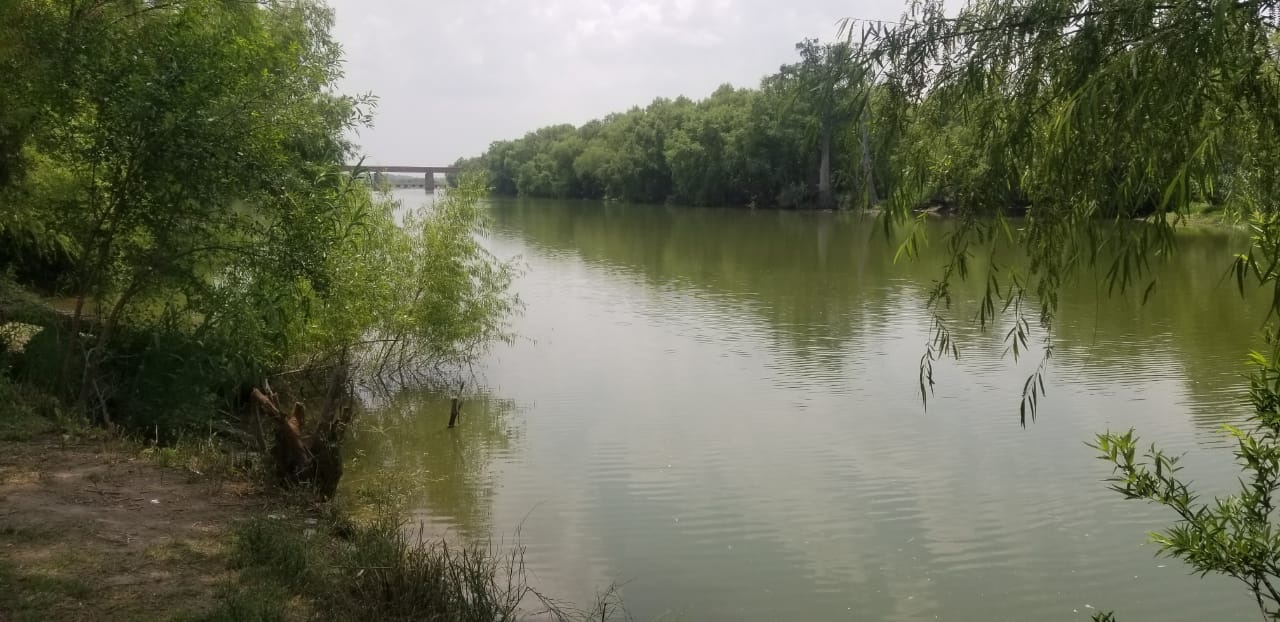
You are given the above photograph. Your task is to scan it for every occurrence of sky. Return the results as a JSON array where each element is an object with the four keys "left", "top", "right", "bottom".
[{"left": 327, "top": 0, "right": 907, "bottom": 165}]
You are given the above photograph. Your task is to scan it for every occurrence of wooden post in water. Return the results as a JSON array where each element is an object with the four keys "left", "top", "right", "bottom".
[{"left": 447, "top": 398, "right": 461, "bottom": 428}]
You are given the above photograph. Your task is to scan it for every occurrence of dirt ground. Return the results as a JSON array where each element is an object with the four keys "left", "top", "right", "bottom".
[{"left": 0, "top": 439, "right": 262, "bottom": 621}]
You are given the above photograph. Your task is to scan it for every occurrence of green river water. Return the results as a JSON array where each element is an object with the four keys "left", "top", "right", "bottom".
[{"left": 347, "top": 191, "right": 1265, "bottom": 620}]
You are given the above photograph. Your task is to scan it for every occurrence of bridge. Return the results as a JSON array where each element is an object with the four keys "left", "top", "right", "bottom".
[{"left": 340, "top": 165, "right": 462, "bottom": 191}]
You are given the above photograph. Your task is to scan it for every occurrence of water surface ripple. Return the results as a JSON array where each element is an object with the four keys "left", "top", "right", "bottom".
[{"left": 347, "top": 195, "right": 1263, "bottom": 621}]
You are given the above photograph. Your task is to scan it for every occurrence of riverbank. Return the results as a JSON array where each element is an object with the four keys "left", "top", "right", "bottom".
[
  {"left": 0, "top": 423, "right": 623, "bottom": 621},
  {"left": 0, "top": 436, "right": 261, "bottom": 620}
]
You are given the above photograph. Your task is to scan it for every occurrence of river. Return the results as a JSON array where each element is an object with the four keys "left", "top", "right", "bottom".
[{"left": 347, "top": 191, "right": 1263, "bottom": 620}]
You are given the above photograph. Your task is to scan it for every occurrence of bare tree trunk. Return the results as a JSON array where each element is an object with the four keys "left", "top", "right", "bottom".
[
  {"left": 818, "top": 120, "right": 834, "bottom": 209},
  {"left": 860, "top": 109, "right": 878, "bottom": 207},
  {"left": 251, "top": 367, "right": 354, "bottom": 501}
]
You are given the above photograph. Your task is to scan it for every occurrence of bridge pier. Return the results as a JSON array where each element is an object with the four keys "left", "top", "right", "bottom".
[{"left": 339, "top": 165, "right": 460, "bottom": 193}]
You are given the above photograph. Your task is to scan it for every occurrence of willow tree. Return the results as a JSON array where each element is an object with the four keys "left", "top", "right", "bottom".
[
  {"left": 779, "top": 39, "right": 878, "bottom": 209},
  {"left": 856, "top": 0, "right": 1280, "bottom": 616},
  {"left": 855, "top": 0, "right": 1280, "bottom": 414}
]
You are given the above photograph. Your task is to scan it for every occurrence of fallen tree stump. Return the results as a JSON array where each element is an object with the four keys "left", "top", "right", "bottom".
[{"left": 250, "top": 387, "right": 353, "bottom": 500}]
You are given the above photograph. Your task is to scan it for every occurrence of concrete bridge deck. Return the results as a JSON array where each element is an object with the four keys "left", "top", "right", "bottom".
[
  {"left": 340, "top": 165, "right": 460, "bottom": 174},
  {"left": 341, "top": 165, "right": 461, "bottom": 191}
]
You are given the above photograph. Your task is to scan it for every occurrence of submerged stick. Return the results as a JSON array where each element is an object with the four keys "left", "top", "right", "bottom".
[{"left": 447, "top": 398, "right": 462, "bottom": 428}]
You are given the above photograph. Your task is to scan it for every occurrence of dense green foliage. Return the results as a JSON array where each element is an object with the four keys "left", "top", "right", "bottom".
[
  {"left": 0, "top": 1, "right": 514, "bottom": 436},
  {"left": 458, "top": 40, "right": 883, "bottom": 209},
  {"left": 860, "top": 0, "right": 1280, "bottom": 415},
  {"left": 852, "top": 0, "right": 1280, "bottom": 617}
]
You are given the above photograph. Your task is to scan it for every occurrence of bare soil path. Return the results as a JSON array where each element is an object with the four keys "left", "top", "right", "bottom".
[{"left": 0, "top": 439, "right": 262, "bottom": 621}]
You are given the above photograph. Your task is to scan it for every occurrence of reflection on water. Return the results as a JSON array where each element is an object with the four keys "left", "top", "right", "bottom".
[
  {"left": 345, "top": 385, "right": 520, "bottom": 538},
  {"left": 345, "top": 193, "right": 1264, "bottom": 620}
]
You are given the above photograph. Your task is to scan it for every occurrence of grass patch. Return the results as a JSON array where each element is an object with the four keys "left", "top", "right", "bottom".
[
  {"left": 0, "top": 373, "right": 109, "bottom": 444},
  {"left": 0, "top": 408, "right": 51, "bottom": 441},
  {"left": 144, "top": 539, "right": 222, "bottom": 566},
  {"left": 0, "top": 559, "right": 93, "bottom": 622},
  {"left": 0, "top": 376, "right": 59, "bottom": 442},
  {"left": 199, "top": 584, "right": 291, "bottom": 622},
  {"left": 210, "top": 510, "right": 625, "bottom": 622},
  {"left": 0, "top": 526, "right": 59, "bottom": 544},
  {"left": 137, "top": 432, "right": 265, "bottom": 488},
  {"left": 229, "top": 516, "right": 313, "bottom": 588}
]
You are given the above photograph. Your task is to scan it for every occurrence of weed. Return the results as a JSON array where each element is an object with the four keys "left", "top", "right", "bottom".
[
  {"left": 198, "top": 584, "right": 290, "bottom": 622},
  {"left": 331, "top": 518, "right": 528, "bottom": 621},
  {"left": 229, "top": 515, "right": 313, "bottom": 588},
  {"left": 138, "top": 431, "right": 266, "bottom": 493},
  {"left": 0, "top": 376, "right": 57, "bottom": 441},
  {"left": 214, "top": 508, "right": 627, "bottom": 621},
  {"left": 0, "top": 373, "right": 106, "bottom": 443}
]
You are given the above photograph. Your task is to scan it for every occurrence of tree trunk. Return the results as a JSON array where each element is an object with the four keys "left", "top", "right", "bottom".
[
  {"left": 818, "top": 120, "right": 834, "bottom": 209},
  {"left": 859, "top": 109, "right": 878, "bottom": 207},
  {"left": 250, "top": 379, "right": 354, "bottom": 500}
]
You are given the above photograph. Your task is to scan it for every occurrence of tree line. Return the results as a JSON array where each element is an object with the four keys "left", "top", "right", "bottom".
[
  {"left": 464, "top": 17, "right": 1274, "bottom": 218},
  {"left": 457, "top": 39, "right": 884, "bottom": 209}
]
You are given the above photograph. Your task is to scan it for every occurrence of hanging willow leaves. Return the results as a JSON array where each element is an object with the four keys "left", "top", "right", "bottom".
[
  {"left": 842, "top": 0, "right": 1280, "bottom": 419},
  {"left": 849, "top": 0, "right": 1280, "bottom": 617}
]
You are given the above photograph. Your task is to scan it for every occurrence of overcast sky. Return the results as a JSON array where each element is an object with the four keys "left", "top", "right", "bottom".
[{"left": 327, "top": 0, "right": 906, "bottom": 165}]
